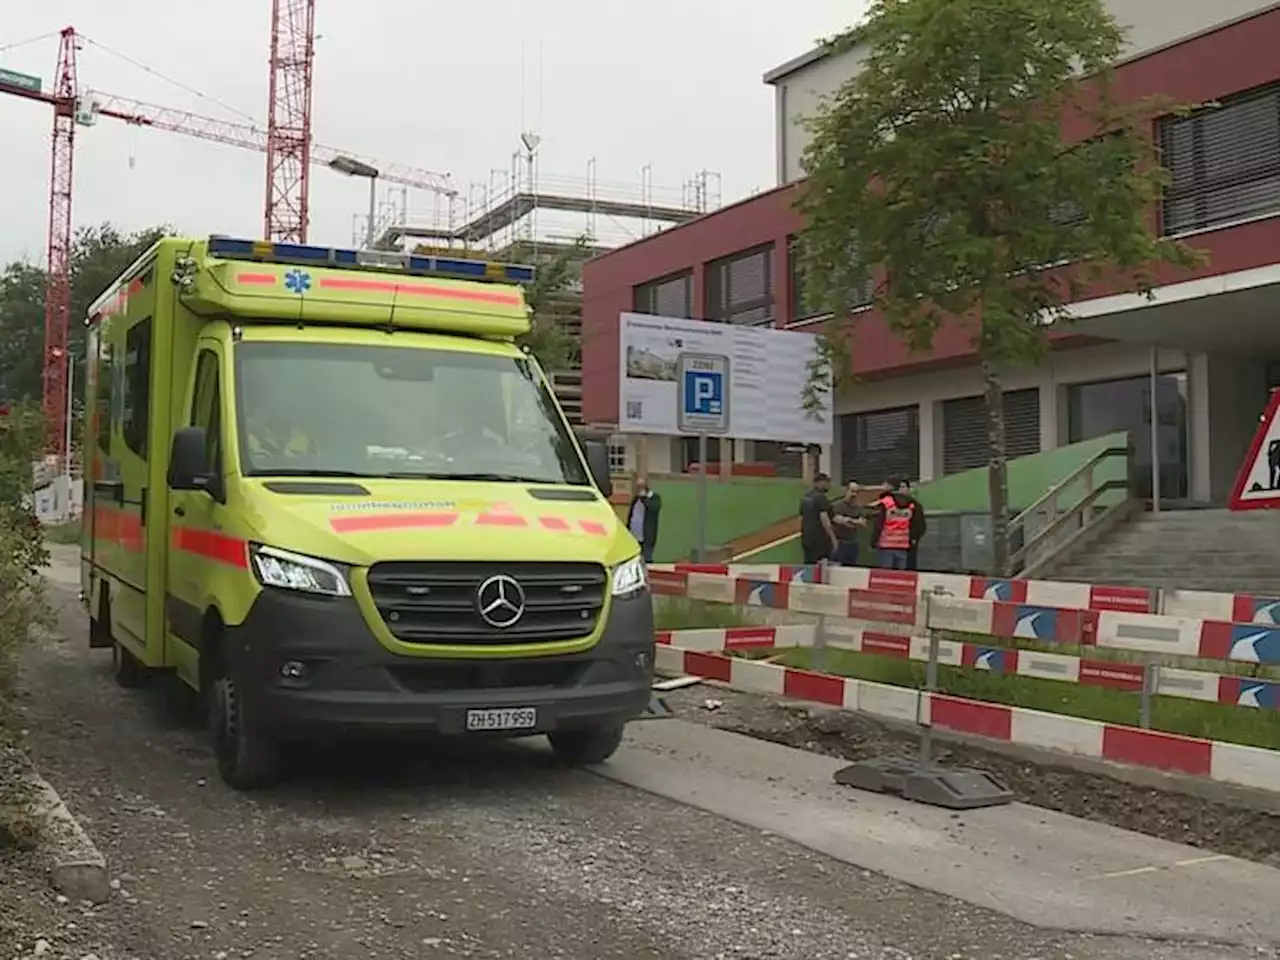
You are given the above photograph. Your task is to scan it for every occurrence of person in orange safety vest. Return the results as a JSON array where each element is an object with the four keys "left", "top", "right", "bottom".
[{"left": 872, "top": 476, "right": 926, "bottom": 570}]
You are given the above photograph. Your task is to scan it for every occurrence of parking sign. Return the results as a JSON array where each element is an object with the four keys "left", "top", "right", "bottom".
[{"left": 676, "top": 352, "right": 730, "bottom": 434}]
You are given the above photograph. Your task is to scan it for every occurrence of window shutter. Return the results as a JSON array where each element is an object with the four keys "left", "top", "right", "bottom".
[{"left": 1160, "top": 83, "right": 1280, "bottom": 235}]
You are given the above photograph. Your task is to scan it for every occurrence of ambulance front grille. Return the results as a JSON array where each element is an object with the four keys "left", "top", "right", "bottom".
[{"left": 365, "top": 561, "right": 607, "bottom": 645}]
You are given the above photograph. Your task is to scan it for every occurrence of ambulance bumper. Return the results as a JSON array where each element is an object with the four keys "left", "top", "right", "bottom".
[{"left": 224, "top": 587, "right": 655, "bottom": 738}]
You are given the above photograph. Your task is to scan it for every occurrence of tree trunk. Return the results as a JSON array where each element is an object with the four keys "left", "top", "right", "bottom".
[{"left": 981, "top": 353, "right": 1011, "bottom": 576}]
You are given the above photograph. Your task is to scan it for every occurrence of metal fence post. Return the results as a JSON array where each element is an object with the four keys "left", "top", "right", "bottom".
[
  {"left": 813, "top": 609, "right": 829, "bottom": 675},
  {"left": 1139, "top": 658, "right": 1156, "bottom": 729},
  {"left": 918, "top": 591, "right": 939, "bottom": 768}
]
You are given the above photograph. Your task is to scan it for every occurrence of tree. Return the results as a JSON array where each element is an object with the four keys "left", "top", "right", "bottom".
[
  {"left": 519, "top": 236, "right": 588, "bottom": 375},
  {"left": 0, "top": 401, "right": 50, "bottom": 704},
  {"left": 797, "top": 0, "right": 1201, "bottom": 574},
  {"left": 0, "top": 223, "right": 170, "bottom": 406}
]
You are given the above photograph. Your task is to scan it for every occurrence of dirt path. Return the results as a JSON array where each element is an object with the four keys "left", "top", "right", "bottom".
[{"left": 0, "top": 581, "right": 1273, "bottom": 959}]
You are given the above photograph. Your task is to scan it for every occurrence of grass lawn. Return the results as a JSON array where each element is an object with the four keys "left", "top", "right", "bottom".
[
  {"left": 653, "top": 597, "right": 763, "bottom": 631},
  {"left": 758, "top": 645, "right": 1280, "bottom": 752},
  {"left": 650, "top": 476, "right": 805, "bottom": 563}
]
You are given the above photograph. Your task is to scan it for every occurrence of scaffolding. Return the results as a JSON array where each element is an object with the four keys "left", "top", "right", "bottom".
[
  {"left": 342, "top": 143, "right": 723, "bottom": 427},
  {"left": 355, "top": 145, "right": 722, "bottom": 255}
]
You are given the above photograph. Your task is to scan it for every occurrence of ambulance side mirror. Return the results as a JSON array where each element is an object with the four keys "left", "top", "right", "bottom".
[
  {"left": 169, "top": 427, "right": 216, "bottom": 495},
  {"left": 581, "top": 439, "right": 613, "bottom": 499}
]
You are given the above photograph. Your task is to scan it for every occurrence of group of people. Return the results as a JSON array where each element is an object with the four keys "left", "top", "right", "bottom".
[
  {"left": 800, "top": 474, "right": 926, "bottom": 571},
  {"left": 623, "top": 470, "right": 926, "bottom": 571}
]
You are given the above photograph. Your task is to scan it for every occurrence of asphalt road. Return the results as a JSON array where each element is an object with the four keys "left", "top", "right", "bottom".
[{"left": 2, "top": 579, "right": 1274, "bottom": 960}]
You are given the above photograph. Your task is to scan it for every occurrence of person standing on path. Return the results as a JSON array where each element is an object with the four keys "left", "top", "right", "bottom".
[
  {"left": 831, "top": 481, "right": 868, "bottom": 566},
  {"left": 627, "top": 475, "right": 662, "bottom": 563},
  {"left": 800, "top": 473, "right": 838, "bottom": 566},
  {"left": 896, "top": 478, "right": 927, "bottom": 570},
  {"left": 872, "top": 476, "right": 925, "bottom": 570}
]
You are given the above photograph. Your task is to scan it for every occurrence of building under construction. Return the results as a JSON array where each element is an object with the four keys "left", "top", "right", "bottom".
[{"left": 356, "top": 146, "right": 721, "bottom": 426}]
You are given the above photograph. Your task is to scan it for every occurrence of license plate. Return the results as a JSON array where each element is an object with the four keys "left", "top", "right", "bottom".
[{"left": 465, "top": 707, "right": 537, "bottom": 732}]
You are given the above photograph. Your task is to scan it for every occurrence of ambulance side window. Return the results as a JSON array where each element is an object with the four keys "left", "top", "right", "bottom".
[
  {"left": 122, "top": 317, "right": 152, "bottom": 459},
  {"left": 190, "top": 350, "right": 222, "bottom": 472},
  {"left": 94, "top": 333, "right": 112, "bottom": 455}
]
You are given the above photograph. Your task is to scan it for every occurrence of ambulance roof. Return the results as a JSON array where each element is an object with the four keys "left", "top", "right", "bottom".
[{"left": 179, "top": 236, "right": 536, "bottom": 338}]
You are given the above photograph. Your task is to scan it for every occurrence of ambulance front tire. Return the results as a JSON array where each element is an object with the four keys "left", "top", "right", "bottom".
[
  {"left": 208, "top": 649, "right": 280, "bottom": 791},
  {"left": 548, "top": 722, "right": 626, "bottom": 767}
]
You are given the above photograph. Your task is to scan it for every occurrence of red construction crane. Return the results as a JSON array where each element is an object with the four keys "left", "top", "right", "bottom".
[
  {"left": 43, "top": 27, "right": 76, "bottom": 465},
  {"left": 0, "top": 25, "right": 455, "bottom": 461},
  {"left": 83, "top": 91, "right": 456, "bottom": 197},
  {"left": 265, "top": 0, "right": 316, "bottom": 243}
]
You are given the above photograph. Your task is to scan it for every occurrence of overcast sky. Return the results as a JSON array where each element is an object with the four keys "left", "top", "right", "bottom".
[{"left": 0, "top": 1, "right": 864, "bottom": 266}]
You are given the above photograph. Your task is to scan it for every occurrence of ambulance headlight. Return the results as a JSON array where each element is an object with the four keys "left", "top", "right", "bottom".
[
  {"left": 250, "top": 545, "right": 351, "bottom": 597},
  {"left": 610, "top": 555, "right": 648, "bottom": 598}
]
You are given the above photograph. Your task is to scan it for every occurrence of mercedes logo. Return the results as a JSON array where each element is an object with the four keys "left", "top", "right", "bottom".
[{"left": 475, "top": 574, "right": 526, "bottom": 628}]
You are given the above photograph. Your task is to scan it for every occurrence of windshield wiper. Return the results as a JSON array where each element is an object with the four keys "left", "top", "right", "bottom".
[
  {"left": 382, "top": 471, "right": 560, "bottom": 484},
  {"left": 257, "top": 469, "right": 382, "bottom": 478}
]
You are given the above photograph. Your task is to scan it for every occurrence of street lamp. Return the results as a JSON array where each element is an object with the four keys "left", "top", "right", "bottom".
[{"left": 328, "top": 156, "right": 380, "bottom": 249}]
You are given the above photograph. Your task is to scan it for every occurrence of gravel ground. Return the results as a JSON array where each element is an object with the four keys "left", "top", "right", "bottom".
[
  {"left": 0, "top": 582, "right": 1274, "bottom": 959},
  {"left": 661, "top": 682, "right": 1280, "bottom": 869}
]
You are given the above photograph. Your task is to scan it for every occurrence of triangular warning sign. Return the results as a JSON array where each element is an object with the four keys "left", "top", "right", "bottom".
[{"left": 1229, "top": 390, "right": 1280, "bottom": 510}]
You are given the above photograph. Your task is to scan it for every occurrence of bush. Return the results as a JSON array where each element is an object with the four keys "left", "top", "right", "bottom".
[{"left": 0, "top": 404, "right": 50, "bottom": 707}]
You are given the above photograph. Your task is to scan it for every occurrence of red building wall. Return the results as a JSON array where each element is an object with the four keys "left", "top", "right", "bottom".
[{"left": 580, "top": 6, "right": 1280, "bottom": 426}]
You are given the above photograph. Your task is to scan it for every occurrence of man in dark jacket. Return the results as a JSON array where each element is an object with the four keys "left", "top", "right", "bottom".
[
  {"left": 897, "top": 478, "right": 927, "bottom": 570},
  {"left": 627, "top": 475, "right": 662, "bottom": 563},
  {"left": 799, "top": 473, "right": 838, "bottom": 566}
]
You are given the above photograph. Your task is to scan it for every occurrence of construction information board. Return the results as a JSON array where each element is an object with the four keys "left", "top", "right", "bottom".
[{"left": 618, "top": 312, "right": 832, "bottom": 444}]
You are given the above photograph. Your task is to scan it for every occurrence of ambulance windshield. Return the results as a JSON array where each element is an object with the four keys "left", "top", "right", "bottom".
[{"left": 233, "top": 340, "right": 590, "bottom": 485}]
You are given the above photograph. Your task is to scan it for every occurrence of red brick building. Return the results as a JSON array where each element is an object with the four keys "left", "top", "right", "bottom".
[{"left": 582, "top": 2, "right": 1280, "bottom": 504}]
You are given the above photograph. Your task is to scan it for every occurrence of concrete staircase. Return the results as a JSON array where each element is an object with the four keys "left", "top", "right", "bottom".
[{"left": 1048, "top": 508, "right": 1280, "bottom": 596}]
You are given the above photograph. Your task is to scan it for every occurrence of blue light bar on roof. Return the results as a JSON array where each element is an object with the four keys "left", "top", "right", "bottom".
[{"left": 205, "top": 236, "right": 535, "bottom": 284}]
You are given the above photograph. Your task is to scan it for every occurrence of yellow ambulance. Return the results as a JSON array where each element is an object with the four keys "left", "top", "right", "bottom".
[{"left": 81, "top": 236, "right": 653, "bottom": 790}]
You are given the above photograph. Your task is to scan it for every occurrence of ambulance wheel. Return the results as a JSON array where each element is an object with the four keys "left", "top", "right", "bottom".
[
  {"left": 548, "top": 723, "right": 626, "bottom": 766},
  {"left": 111, "top": 641, "right": 149, "bottom": 689},
  {"left": 209, "top": 667, "right": 280, "bottom": 790}
]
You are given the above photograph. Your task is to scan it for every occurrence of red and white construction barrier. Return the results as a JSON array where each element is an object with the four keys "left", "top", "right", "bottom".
[
  {"left": 655, "top": 628, "right": 1280, "bottom": 794},
  {"left": 650, "top": 568, "right": 1280, "bottom": 672},
  {"left": 651, "top": 562, "right": 1280, "bottom": 623},
  {"left": 658, "top": 624, "right": 1277, "bottom": 712}
]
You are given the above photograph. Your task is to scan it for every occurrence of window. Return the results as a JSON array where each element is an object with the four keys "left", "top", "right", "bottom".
[
  {"left": 941, "top": 388, "right": 1040, "bottom": 475},
  {"left": 1068, "top": 373, "right": 1188, "bottom": 502},
  {"left": 788, "top": 237, "right": 824, "bottom": 322},
  {"left": 705, "top": 244, "right": 774, "bottom": 325},
  {"left": 607, "top": 437, "right": 628, "bottom": 474},
  {"left": 751, "top": 440, "right": 805, "bottom": 478},
  {"left": 680, "top": 436, "right": 722, "bottom": 470},
  {"left": 92, "top": 331, "right": 112, "bottom": 454},
  {"left": 788, "top": 236, "right": 871, "bottom": 323},
  {"left": 190, "top": 349, "right": 223, "bottom": 472},
  {"left": 839, "top": 405, "right": 919, "bottom": 485},
  {"left": 1159, "top": 83, "right": 1280, "bottom": 236},
  {"left": 633, "top": 272, "right": 693, "bottom": 317},
  {"left": 122, "top": 318, "right": 151, "bottom": 459},
  {"left": 233, "top": 341, "right": 589, "bottom": 485}
]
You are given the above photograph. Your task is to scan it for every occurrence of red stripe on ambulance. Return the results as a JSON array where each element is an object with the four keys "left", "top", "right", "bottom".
[
  {"left": 317, "top": 277, "right": 520, "bottom": 306},
  {"left": 476, "top": 512, "right": 528, "bottom": 527},
  {"left": 172, "top": 527, "right": 248, "bottom": 568},
  {"left": 329, "top": 512, "right": 459, "bottom": 533}
]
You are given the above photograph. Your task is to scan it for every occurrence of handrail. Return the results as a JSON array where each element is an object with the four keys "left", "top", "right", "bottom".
[
  {"left": 1009, "top": 444, "right": 1126, "bottom": 529},
  {"left": 1006, "top": 440, "right": 1135, "bottom": 576}
]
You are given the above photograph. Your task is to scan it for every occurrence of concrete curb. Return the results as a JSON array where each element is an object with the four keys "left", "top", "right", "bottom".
[{"left": 24, "top": 765, "right": 109, "bottom": 904}]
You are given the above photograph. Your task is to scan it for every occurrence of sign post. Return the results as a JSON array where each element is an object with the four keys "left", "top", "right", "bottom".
[{"left": 677, "top": 352, "right": 729, "bottom": 561}]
